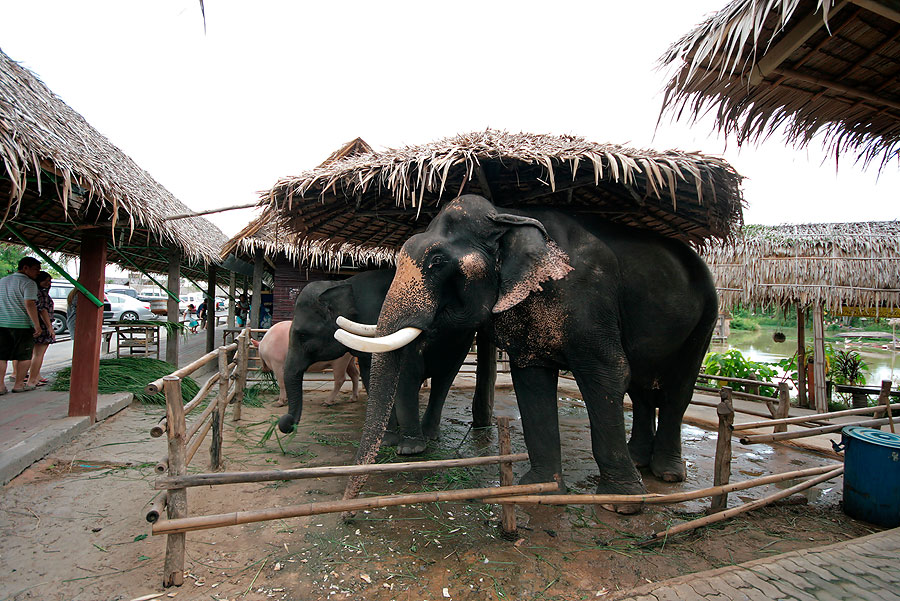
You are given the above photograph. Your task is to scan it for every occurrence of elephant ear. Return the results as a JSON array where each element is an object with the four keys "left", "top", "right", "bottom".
[
  {"left": 489, "top": 213, "right": 573, "bottom": 313},
  {"left": 319, "top": 282, "right": 358, "bottom": 321}
]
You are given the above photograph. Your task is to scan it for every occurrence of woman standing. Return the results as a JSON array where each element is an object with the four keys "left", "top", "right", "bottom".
[{"left": 27, "top": 271, "right": 55, "bottom": 387}]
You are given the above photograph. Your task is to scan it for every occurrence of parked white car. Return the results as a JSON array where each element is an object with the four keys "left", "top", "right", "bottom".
[{"left": 105, "top": 292, "right": 157, "bottom": 323}]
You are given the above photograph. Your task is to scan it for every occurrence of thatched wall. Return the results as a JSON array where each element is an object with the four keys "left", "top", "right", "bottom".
[{"left": 703, "top": 221, "right": 900, "bottom": 312}]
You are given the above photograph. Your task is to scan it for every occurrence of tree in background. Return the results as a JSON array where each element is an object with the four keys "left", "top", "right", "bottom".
[{"left": 0, "top": 243, "right": 66, "bottom": 278}]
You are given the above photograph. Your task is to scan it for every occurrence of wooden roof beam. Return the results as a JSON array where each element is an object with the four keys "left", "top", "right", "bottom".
[
  {"left": 749, "top": 0, "right": 852, "bottom": 85},
  {"left": 772, "top": 66, "right": 900, "bottom": 111},
  {"left": 851, "top": 0, "right": 900, "bottom": 24}
]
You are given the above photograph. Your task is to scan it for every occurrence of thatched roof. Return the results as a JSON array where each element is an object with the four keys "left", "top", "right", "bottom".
[
  {"left": 0, "top": 48, "right": 227, "bottom": 279},
  {"left": 222, "top": 137, "right": 395, "bottom": 270},
  {"left": 660, "top": 0, "right": 900, "bottom": 169},
  {"left": 229, "top": 129, "right": 744, "bottom": 266},
  {"left": 703, "top": 221, "right": 900, "bottom": 312}
]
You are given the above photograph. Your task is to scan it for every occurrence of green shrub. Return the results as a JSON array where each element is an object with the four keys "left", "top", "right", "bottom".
[
  {"left": 701, "top": 349, "right": 779, "bottom": 397},
  {"left": 730, "top": 317, "right": 759, "bottom": 331}
]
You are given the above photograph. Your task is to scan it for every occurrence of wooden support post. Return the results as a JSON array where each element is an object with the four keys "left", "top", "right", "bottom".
[
  {"left": 710, "top": 387, "right": 734, "bottom": 513},
  {"left": 875, "top": 380, "right": 895, "bottom": 433},
  {"left": 232, "top": 329, "right": 249, "bottom": 421},
  {"left": 746, "top": 373, "right": 760, "bottom": 397},
  {"left": 472, "top": 328, "right": 497, "bottom": 428},
  {"left": 812, "top": 303, "right": 827, "bottom": 413},
  {"left": 774, "top": 382, "right": 791, "bottom": 433},
  {"left": 163, "top": 376, "right": 187, "bottom": 588},
  {"left": 250, "top": 248, "right": 263, "bottom": 329},
  {"left": 796, "top": 305, "right": 808, "bottom": 408},
  {"left": 210, "top": 347, "right": 228, "bottom": 470},
  {"left": 496, "top": 416, "right": 516, "bottom": 536},
  {"left": 166, "top": 250, "right": 181, "bottom": 367},
  {"left": 205, "top": 265, "right": 217, "bottom": 353},
  {"left": 227, "top": 271, "right": 236, "bottom": 328},
  {"left": 68, "top": 233, "right": 106, "bottom": 421}
]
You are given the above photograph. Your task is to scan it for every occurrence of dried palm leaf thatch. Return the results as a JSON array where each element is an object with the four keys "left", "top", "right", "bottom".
[
  {"left": 703, "top": 221, "right": 900, "bottom": 312},
  {"left": 0, "top": 48, "right": 226, "bottom": 267},
  {"left": 231, "top": 129, "right": 744, "bottom": 267},
  {"left": 660, "top": 0, "right": 900, "bottom": 170}
]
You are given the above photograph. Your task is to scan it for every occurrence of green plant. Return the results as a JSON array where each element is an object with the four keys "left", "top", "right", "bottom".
[
  {"left": 729, "top": 316, "right": 759, "bottom": 331},
  {"left": 830, "top": 349, "right": 869, "bottom": 386},
  {"left": 701, "top": 350, "right": 778, "bottom": 397}
]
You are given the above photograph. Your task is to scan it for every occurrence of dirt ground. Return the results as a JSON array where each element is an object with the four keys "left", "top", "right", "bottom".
[{"left": 0, "top": 382, "right": 883, "bottom": 601}]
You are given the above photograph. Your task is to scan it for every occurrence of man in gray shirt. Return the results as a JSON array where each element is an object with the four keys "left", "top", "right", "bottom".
[{"left": 0, "top": 256, "right": 42, "bottom": 393}]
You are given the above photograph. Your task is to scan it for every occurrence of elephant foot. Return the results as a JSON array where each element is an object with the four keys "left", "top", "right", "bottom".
[
  {"left": 650, "top": 453, "right": 686, "bottom": 483},
  {"left": 627, "top": 439, "right": 652, "bottom": 468},
  {"left": 595, "top": 478, "right": 646, "bottom": 515},
  {"left": 273, "top": 398, "right": 287, "bottom": 408},
  {"left": 397, "top": 436, "right": 427, "bottom": 455},
  {"left": 382, "top": 430, "right": 401, "bottom": 447},
  {"left": 421, "top": 424, "right": 440, "bottom": 441},
  {"left": 519, "top": 468, "right": 566, "bottom": 493},
  {"left": 322, "top": 397, "right": 338, "bottom": 407}
]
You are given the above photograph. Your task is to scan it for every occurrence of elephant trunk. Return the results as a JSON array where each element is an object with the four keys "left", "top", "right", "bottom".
[
  {"left": 278, "top": 346, "right": 310, "bottom": 434},
  {"left": 341, "top": 350, "right": 401, "bottom": 504}
]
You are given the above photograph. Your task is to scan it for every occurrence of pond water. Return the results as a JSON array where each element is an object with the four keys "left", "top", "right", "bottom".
[{"left": 714, "top": 324, "right": 900, "bottom": 387}]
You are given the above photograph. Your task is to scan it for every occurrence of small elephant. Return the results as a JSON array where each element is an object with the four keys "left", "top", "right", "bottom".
[
  {"left": 336, "top": 195, "right": 718, "bottom": 512},
  {"left": 277, "top": 269, "right": 484, "bottom": 456},
  {"left": 252, "top": 320, "right": 359, "bottom": 407}
]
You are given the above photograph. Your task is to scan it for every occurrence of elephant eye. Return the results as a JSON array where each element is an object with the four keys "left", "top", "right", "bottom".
[{"left": 428, "top": 254, "right": 447, "bottom": 271}]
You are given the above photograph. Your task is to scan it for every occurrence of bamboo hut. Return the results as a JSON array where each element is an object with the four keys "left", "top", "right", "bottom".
[
  {"left": 703, "top": 220, "right": 900, "bottom": 410},
  {"left": 659, "top": 0, "right": 900, "bottom": 170},
  {"left": 0, "top": 47, "right": 228, "bottom": 418},
  {"left": 236, "top": 129, "right": 744, "bottom": 270}
]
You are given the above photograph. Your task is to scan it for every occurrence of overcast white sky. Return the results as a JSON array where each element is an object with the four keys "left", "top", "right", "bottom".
[{"left": 1, "top": 0, "right": 896, "bottom": 238}]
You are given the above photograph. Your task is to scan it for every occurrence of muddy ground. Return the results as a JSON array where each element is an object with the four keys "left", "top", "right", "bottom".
[{"left": 0, "top": 381, "right": 883, "bottom": 601}]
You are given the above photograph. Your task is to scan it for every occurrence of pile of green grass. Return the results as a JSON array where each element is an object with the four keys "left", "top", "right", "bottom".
[{"left": 51, "top": 357, "right": 200, "bottom": 405}]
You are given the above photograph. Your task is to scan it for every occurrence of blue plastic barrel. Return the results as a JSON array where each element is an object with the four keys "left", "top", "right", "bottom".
[{"left": 839, "top": 426, "right": 900, "bottom": 527}]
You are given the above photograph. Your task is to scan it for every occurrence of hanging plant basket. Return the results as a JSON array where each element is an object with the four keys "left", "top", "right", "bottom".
[{"left": 773, "top": 331, "right": 786, "bottom": 343}]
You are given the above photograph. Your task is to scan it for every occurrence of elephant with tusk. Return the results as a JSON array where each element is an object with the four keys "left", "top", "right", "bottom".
[
  {"left": 277, "top": 269, "right": 484, "bottom": 456},
  {"left": 335, "top": 194, "right": 718, "bottom": 514}
]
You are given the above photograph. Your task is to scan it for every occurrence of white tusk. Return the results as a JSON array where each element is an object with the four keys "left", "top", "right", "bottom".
[
  {"left": 334, "top": 327, "right": 422, "bottom": 353},
  {"left": 336, "top": 316, "right": 378, "bottom": 337}
]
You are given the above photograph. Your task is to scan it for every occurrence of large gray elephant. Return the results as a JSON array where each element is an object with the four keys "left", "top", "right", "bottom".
[
  {"left": 277, "top": 269, "right": 482, "bottom": 455},
  {"left": 336, "top": 194, "right": 718, "bottom": 513}
]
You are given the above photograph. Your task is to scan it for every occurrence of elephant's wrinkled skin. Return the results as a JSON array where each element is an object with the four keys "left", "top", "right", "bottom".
[
  {"left": 277, "top": 269, "right": 477, "bottom": 456},
  {"left": 338, "top": 195, "right": 717, "bottom": 512}
]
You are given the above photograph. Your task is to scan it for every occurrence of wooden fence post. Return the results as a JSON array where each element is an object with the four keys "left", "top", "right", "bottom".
[
  {"left": 232, "top": 329, "right": 249, "bottom": 422},
  {"left": 497, "top": 416, "right": 516, "bottom": 537},
  {"left": 210, "top": 347, "right": 228, "bottom": 470},
  {"left": 875, "top": 380, "right": 895, "bottom": 433},
  {"left": 766, "top": 382, "right": 791, "bottom": 433},
  {"left": 710, "top": 387, "right": 734, "bottom": 513},
  {"left": 163, "top": 376, "right": 187, "bottom": 587}
]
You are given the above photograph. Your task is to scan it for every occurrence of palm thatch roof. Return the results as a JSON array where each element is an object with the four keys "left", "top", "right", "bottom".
[
  {"left": 660, "top": 0, "right": 900, "bottom": 169},
  {"left": 226, "top": 129, "right": 744, "bottom": 266},
  {"left": 222, "top": 137, "right": 395, "bottom": 270},
  {"left": 0, "top": 48, "right": 227, "bottom": 279},
  {"left": 703, "top": 221, "right": 900, "bottom": 312}
]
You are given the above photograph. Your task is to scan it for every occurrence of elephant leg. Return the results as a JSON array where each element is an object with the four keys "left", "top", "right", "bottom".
[
  {"left": 347, "top": 356, "right": 360, "bottom": 402},
  {"left": 421, "top": 368, "right": 456, "bottom": 441},
  {"left": 627, "top": 388, "right": 658, "bottom": 468},
  {"left": 511, "top": 365, "right": 564, "bottom": 490},
  {"left": 382, "top": 408, "right": 402, "bottom": 447},
  {"left": 570, "top": 362, "right": 646, "bottom": 514},
  {"left": 393, "top": 358, "right": 427, "bottom": 456},
  {"left": 649, "top": 376, "right": 694, "bottom": 482},
  {"left": 324, "top": 361, "right": 347, "bottom": 406}
]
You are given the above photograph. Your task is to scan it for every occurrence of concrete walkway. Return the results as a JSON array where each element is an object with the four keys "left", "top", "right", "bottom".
[
  {"left": 0, "top": 327, "right": 217, "bottom": 484},
  {"left": 610, "top": 526, "right": 900, "bottom": 600}
]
